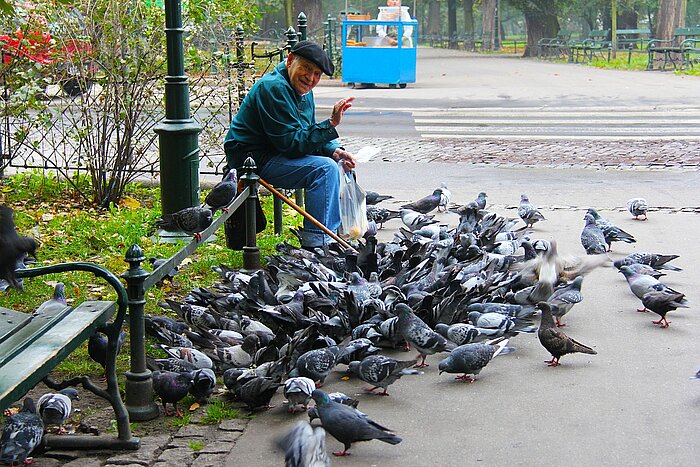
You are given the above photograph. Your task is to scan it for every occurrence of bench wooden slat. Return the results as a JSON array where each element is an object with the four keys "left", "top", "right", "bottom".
[
  {"left": 0, "top": 301, "right": 115, "bottom": 411},
  {"left": 0, "top": 305, "right": 73, "bottom": 367},
  {"left": 0, "top": 308, "right": 33, "bottom": 343}
]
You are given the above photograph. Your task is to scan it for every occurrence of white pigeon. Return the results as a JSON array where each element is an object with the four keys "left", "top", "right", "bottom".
[
  {"left": 627, "top": 197, "right": 649, "bottom": 220},
  {"left": 400, "top": 209, "right": 438, "bottom": 231},
  {"left": 438, "top": 182, "right": 451, "bottom": 212},
  {"left": 283, "top": 377, "right": 316, "bottom": 413},
  {"left": 160, "top": 344, "right": 214, "bottom": 369},
  {"left": 37, "top": 388, "right": 79, "bottom": 433}
]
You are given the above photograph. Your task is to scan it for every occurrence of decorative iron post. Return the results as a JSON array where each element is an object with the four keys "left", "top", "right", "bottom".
[
  {"left": 297, "top": 12, "right": 307, "bottom": 41},
  {"left": 240, "top": 157, "right": 261, "bottom": 272},
  {"left": 122, "top": 245, "right": 159, "bottom": 421},
  {"left": 154, "top": 0, "right": 202, "bottom": 221}
]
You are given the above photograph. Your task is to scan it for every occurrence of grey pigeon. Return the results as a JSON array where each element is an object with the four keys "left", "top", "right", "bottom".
[
  {"left": 517, "top": 194, "right": 546, "bottom": 228},
  {"left": 203, "top": 334, "right": 259, "bottom": 368},
  {"left": 366, "top": 205, "right": 400, "bottom": 228},
  {"left": 641, "top": 289, "right": 689, "bottom": 328},
  {"left": 401, "top": 189, "right": 442, "bottom": 214},
  {"left": 0, "top": 398, "right": 44, "bottom": 466},
  {"left": 155, "top": 206, "right": 213, "bottom": 241},
  {"left": 189, "top": 368, "right": 216, "bottom": 404},
  {"left": 307, "top": 392, "right": 360, "bottom": 422},
  {"left": 618, "top": 265, "right": 686, "bottom": 312},
  {"left": 276, "top": 421, "right": 331, "bottom": 467},
  {"left": 347, "top": 355, "right": 421, "bottom": 396},
  {"left": 627, "top": 198, "right": 648, "bottom": 220},
  {"left": 438, "top": 338, "right": 513, "bottom": 382},
  {"left": 148, "top": 257, "right": 179, "bottom": 284},
  {"left": 580, "top": 213, "right": 607, "bottom": 255},
  {"left": 284, "top": 377, "right": 316, "bottom": 413},
  {"left": 396, "top": 302, "right": 450, "bottom": 368},
  {"left": 474, "top": 191, "right": 488, "bottom": 210},
  {"left": 236, "top": 376, "right": 281, "bottom": 411},
  {"left": 614, "top": 252, "right": 682, "bottom": 272},
  {"left": 365, "top": 190, "right": 393, "bottom": 205},
  {"left": 290, "top": 345, "right": 345, "bottom": 386},
  {"left": 400, "top": 209, "right": 438, "bottom": 231},
  {"left": 547, "top": 276, "right": 584, "bottom": 327},
  {"left": 88, "top": 330, "right": 127, "bottom": 371},
  {"left": 586, "top": 208, "right": 636, "bottom": 250},
  {"left": 536, "top": 302, "right": 597, "bottom": 367},
  {"left": 0, "top": 205, "right": 38, "bottom": 291},
  {"left": 203, "top": 169, "right": 237, "bottom": 213},
  {"left": 37, "top": 388, "right": 79, "bottom": 432},
  {"left": 435, "top": 322, "right": 508, "bottom": 345},
  {"left": 152, "top": 370, "right": 192, "bottom": 416},
  {"left": 311, "top": 389, "right": 401, "bottom": 457},
  {"left": 34, "top": 282, "right": 68, "bottom": 315}
]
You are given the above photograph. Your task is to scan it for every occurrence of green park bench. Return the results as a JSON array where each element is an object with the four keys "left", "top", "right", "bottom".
[
  {"left": 616, "top": 28, "right": 651, "bottom": 50},
  {"left": 0, "top": 263, "right": 138, "bottom": 452},
  {"left": 568, "top": 29, "right": 610, "bottom": 62},
  {"left": 537, "top": 30, "right": 572, "bottom": 60},
  {"left": 681, "top": 38, "right": 700, "bottom": 68},
  {"left": 647, "top": 26, "right": 700, "bottom": 70}
]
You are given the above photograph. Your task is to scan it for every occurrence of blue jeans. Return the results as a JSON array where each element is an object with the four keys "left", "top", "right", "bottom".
[{"left": 259, "top": 155, "right": 340, "bottom": 247}]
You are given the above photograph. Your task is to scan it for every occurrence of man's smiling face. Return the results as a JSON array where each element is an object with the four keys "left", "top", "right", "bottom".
[{"left": 286, "top": 54, "right": 322, "bottom": 95}]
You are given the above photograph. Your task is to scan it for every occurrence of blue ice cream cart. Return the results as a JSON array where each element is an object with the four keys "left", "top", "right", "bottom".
[{"left": 341, "top": 14, "right": 418, "bottom": 88}]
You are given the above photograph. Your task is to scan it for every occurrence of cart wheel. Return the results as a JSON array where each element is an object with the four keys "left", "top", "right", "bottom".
[
  {"left": 348, "top": 82, "right": 356, "bottom": 89},
  {"left": 399, "top": 83, "right": 407, "bottom": 89},
  {"left": 389, "top": 84, "right": 397, "bottom": 89},
  {"left": 61, "top": 77, "right": 92, "bottom": 97}
]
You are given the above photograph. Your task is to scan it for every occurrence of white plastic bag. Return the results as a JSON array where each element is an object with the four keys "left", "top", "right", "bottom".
[{"left": 337, "top": 161, "right": 368, "bottom": 240}]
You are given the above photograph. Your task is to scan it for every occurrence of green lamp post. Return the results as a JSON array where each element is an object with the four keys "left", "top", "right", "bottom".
[{"left": 154, "top": 0, "right": 202, "bottom": 241}]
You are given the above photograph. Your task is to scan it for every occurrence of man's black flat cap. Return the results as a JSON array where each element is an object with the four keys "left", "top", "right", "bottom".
[{"left": 290, "top": 40, "right": 334, "bottom": 76}]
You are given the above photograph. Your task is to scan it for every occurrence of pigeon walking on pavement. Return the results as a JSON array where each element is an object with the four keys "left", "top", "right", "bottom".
[
  {"left": 580, "top": 213, "right": 608, "bottom": 255},
  {"left": 438, "top": 183, "right": 451, "bottom": 212},
  {"left": 400, "top": 209, "right": 438, "bottom": 231},
  {"left": 155, "top": 206, "right": 213, "bottom": 241},
  {"left": 347, "top": 355, "right": 421, "bottom": 396},
  {"left": 517, "top": 194, "right": 546, "bottom": 228},
  {"left": 547, "top": 276, "right": 584, "bottom": 327},
  {"left": 641, "top": 290, "right": 689, "bottom": 328},
  {"left": 365, "top": 190, "right": 393, "bottom": 205},
  {"left": 310, "top": 389, "right": 401, "bottom": 457},
  {"left": 284, "top": 377, "right": 316, "bottom": 413},
  {"left": 618, "top": 265, "right": 687, "bottom": 312},
  {"left": 586, "top": 208, "right": 636, "bottom": 251},
  {"left": 0, "top": 205, "right": 38, "bottom": 291},
  {"left": 401, "top": 189, "right": 443, "bottom": 214},
  {"left": 203, "top": 169, "right": 237, "bottom": 213},
  {"left": 438, "top": 338, "right": 513, "bottom": 382},
  {"left": 614, "top": 252, "right": 682, "bottom": 272},
  {"left": 0, "top": 398, "right": 44, "bottom": 466},
  {"left": 536, "top": 302, "right": 597, "bottom": 367},
  {"left": 627, "top": 198, "right": 648, "bottom": 220},
  {"left": 396, "top": 303, "right": 451, "bottom": 368}
]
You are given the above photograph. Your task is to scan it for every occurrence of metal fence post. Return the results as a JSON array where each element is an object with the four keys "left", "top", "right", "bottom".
[
  {"left": 122, "top": 244, "right": 159, "bottom": 421},
  {"left": 240, "top": 157, "right": 261, "bottom": 272},
  {"left": 297, "top": 12, "right": 307, "bottom": 41},
  {"left": 286, "top": 26, "right": 299, "bottom": 50}
]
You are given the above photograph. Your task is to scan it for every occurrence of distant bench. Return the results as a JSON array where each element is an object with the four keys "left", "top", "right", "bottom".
[
  {"left": 647, "top": 26, "right": 700, "bottom": 70},
  {"left": 0, "top": 263, "right": 138, "bottom": 451}
]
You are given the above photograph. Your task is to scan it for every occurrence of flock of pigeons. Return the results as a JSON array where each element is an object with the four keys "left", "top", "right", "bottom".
[{"left": 0, "top": 179, "right": 693, "bottom": 465}]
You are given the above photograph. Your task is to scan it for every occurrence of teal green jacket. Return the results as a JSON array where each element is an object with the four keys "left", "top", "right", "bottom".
[{"left": 224, "top": 62, "right": 340, "bottom": 170}]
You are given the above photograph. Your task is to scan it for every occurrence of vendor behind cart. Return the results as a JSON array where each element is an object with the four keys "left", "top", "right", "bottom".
[{"left": 376, "top": 0, "right": 414, "bottom": 47}]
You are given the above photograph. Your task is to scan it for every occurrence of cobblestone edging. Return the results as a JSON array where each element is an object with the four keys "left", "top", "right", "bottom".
[
  {"left": 36, "top": 419, "right": 251, "bottom": 467},
  {"left": 343, "top": 137, "right": 700, "bottom": 169}
]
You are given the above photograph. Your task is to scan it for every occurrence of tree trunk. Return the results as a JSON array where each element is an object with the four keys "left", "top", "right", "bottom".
[
  {"left": 655, "top": 0, "right": 683, "bottom": 41},
  {"left": 481, "top": 0, "right": 496, "bottom": 51},
  {"left": 462, "top": 0, "right": 474, "bottom": 35},
  {"left": 448, "top": 0, "right": 458, "bottom": 47},
  {"left": 294, "top": 0, "right": 323, "bottom": 38},
  {"left": 511, "top": 0, "right": 559, "bottom": 57},
  {"left": 427, "top": 0, "right": 441, "bottom": 35}
]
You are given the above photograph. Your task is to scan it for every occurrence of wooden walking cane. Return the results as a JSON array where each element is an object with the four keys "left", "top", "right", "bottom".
[{"left": 258, "top": 178, "right": 358, "bottom": 253}]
